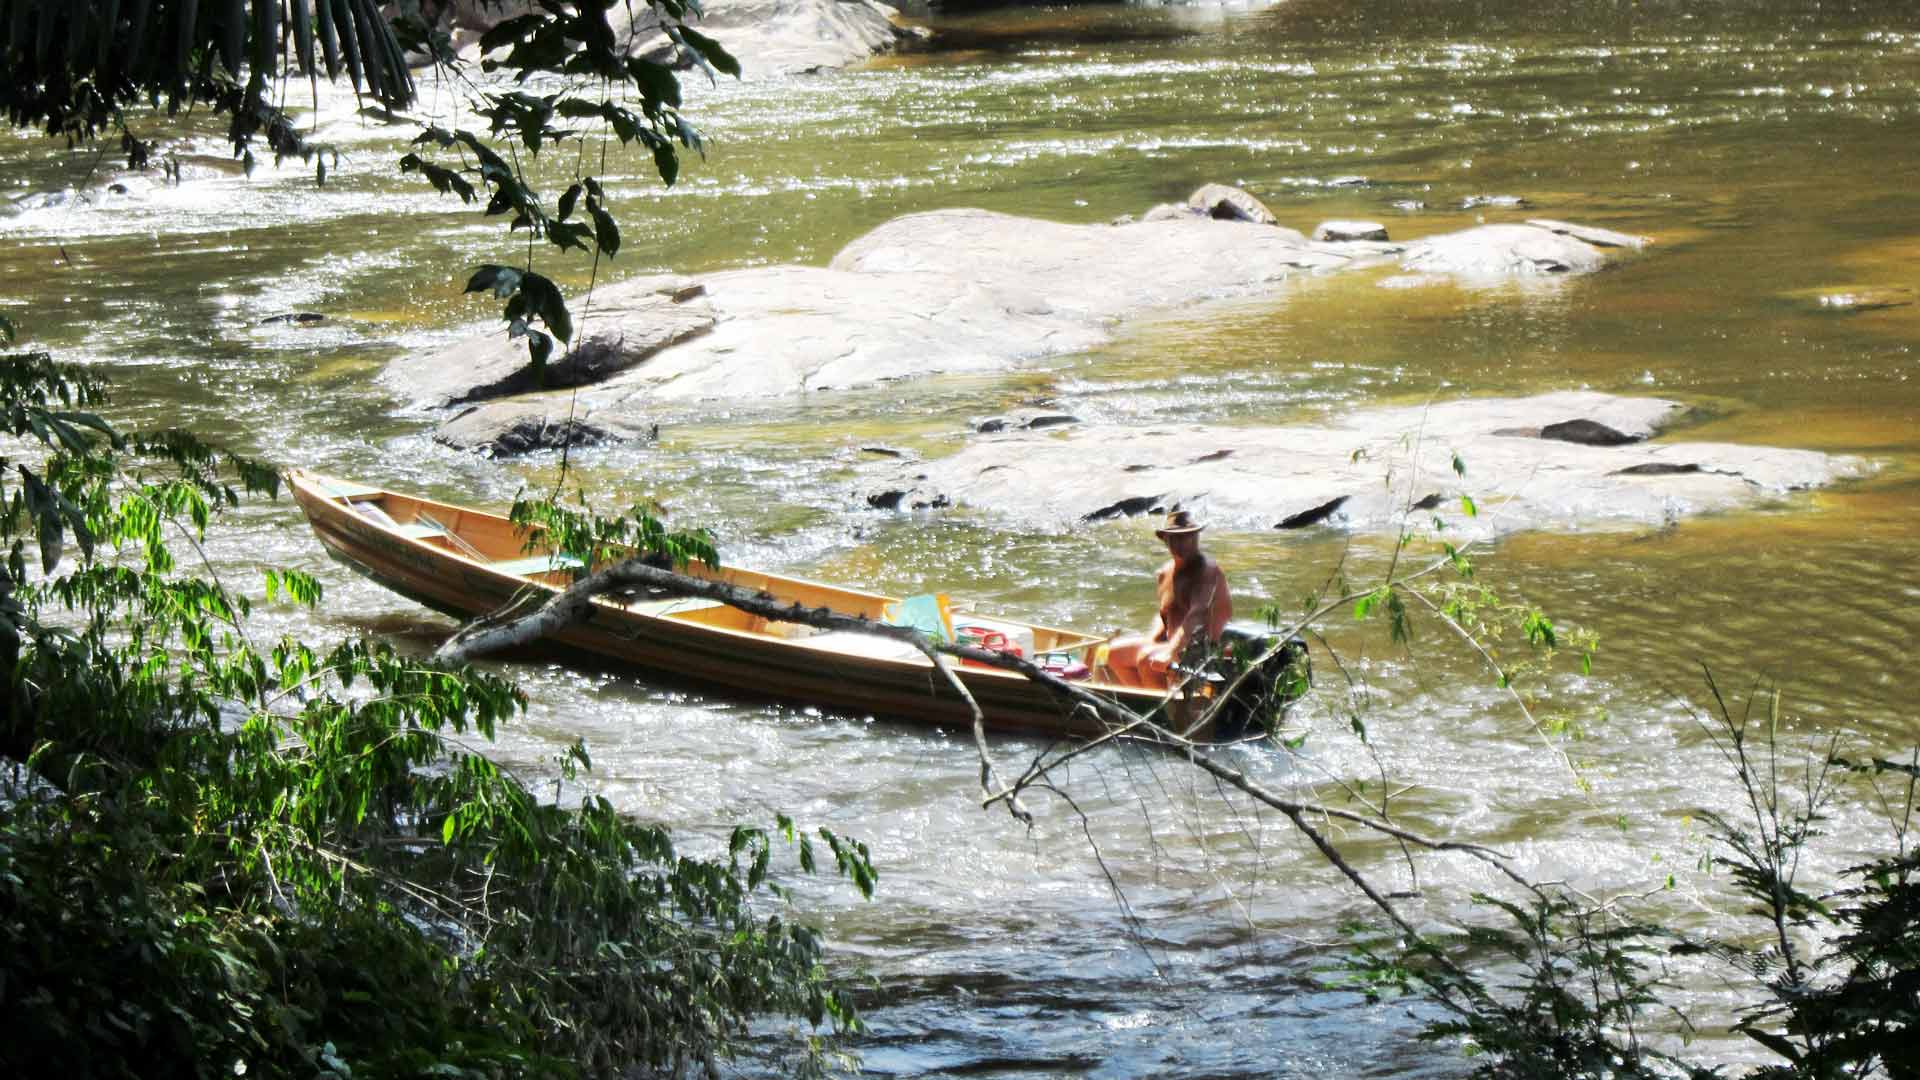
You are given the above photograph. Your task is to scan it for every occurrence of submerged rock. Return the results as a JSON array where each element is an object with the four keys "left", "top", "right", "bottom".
[
  {"left": 1314, "top": 220, "right": 1390, "bottom": 242},
  {"left": 1274, "top": 495, "right": 1352, "bottom": 530},
  {"left": 434, "top": 398, "right": 657, "bottom": 458},
  {"left": 1788, "top": 286, "right": 1916, "bottom": 313},
  {"left": 860, "top": 392, "right": 1866, "bottom": 537},
  {"left": 1526, "top": 218, "right": 1651, "bottom": 251},
  {"left": 1401, "top": 223, "right": 1619, "bottom": 278}
]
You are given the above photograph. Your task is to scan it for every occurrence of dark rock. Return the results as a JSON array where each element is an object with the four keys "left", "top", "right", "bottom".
[
  {"left": 1275, "top": 495, "right": 1351, "bottom": 530},
  {"left": 437, "top": 411, "right": 613, "bottom": 458},
  {"left": 1124, "top": 464, "right": 1157, "bottom": 472},
  {"left": 1023, "top": 414, "right": 1080, "bottom": 430},
  {"left": 1410, "top": 492, "right": 1443, "bottom": 511},
  {"left": 860, "top": 445, "right": 908, "bottom": 458},
  {"left": 1541, "top": 419, "right": 1643, "bottom": 447},
  {"left": 976, "top": 418, "right": 1010, "bottom": 433},
  {"left": 1083, "top": 494, "right": 1166, "bottom": 522},
  {"left": 259, "top": 312, "right": 327, "bottom": 326},
  {"left": 910, "top": 494, "right": 951, "bottom": 510},
  {"left": 432, "top": 399, "right": 654, "bottom": 457},
  {"left": 1191, "top": 449, "right": 1234, "bottom": 464},
  {"left": 868, "top": 489, "right": 909, "bottom": 510},
  {"left": 1187, "top": 183, "right": 1279, "bottom": 226},
  {"left": 1327, "top": 175, "right": 1370, "bottom": 187},
  {"left": 1613, "top": 462, "right": 1702, "bottom": 476}
]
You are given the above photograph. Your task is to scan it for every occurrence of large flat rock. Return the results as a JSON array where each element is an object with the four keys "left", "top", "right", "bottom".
[
  {"left": 442, "top": 0, "right": 919, "bottom": 76},
  {"left": 860, "top": 392, "right": 1868, "bottom": 536},
  {"left": 387, "top": 275, "right": 713, "bottom": 410},
  {"left": 621, "top": 0, "right": 917, "bottom": 77},
  {"left": 392, "top": 209, "right": 1648, "bottom": 443}
]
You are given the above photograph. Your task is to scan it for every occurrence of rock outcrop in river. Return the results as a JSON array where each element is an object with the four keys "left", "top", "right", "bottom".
[
  {"left": 391, "top": 191, "right": 1653, "bottom": 453},
  {"left": 434, "top": 0, "right": 921, "bottom": 76},
  {"left": 861, "top": 392, "right": 1868, "bottom": 536}
]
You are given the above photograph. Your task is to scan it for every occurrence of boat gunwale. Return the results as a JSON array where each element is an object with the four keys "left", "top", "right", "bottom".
[{"left": 286, "top": 470, "right": 1170, "bottom": 707}]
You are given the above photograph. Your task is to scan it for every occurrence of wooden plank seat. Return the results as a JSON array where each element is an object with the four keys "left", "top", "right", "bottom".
[
  {"left": 492, "top": 553, "right": 585, "bottom": 577},
  {"left": 623, "top": 597, "right": 727, "bottom": 618},
  {"left": 393, "top": 522, "right": 446, "bottom": 541}
]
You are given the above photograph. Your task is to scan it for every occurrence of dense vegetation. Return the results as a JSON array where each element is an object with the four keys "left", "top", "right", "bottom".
[
  {"left": 0, "top": 340, "right": 873, "bottom": 1077},
  {"left": 1, "top": 2, "right": 1914, "bottom": 1078}
]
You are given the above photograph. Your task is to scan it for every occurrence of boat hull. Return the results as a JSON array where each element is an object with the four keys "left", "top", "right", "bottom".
[{"left": 287, "top": 471, "right": 1212, "bottom": 739}]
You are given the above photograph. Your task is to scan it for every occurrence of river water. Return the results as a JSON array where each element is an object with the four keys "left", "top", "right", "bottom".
[{"left": 3, "top": 0, "right": 1917, "bottom": 1074}]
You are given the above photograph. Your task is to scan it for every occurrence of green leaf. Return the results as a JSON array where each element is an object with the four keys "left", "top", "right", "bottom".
[
  {"left": 18, "top": 465, "right": 63, "bottom": 572},
  {"left": 1451, "top": 451, "right": 1466, "bottom": 478},
  {"left": 526, "top": 329, "right": 553, "bottom": 382},
  {"left": 652, "top": 141, "right": 678, "bottom": 187},
  {"left": 676, "top": 25, "right": 740, "bottom": 78},
  {"left": 464, "top": 265, "right": 522, "bottom": 298},
  {"left": 588, "top": 197, "right": 620, "bottom": 257},
  {"left": 518, "top": 271, "right": 572, "bottom": 342},
  {"left": 1460, "top": 494, "right": 1477, "bottom": 518}
]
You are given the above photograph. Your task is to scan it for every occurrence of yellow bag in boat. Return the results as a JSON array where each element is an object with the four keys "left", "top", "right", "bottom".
[{"left": 883, "top": 593, "right": 953, "bottom": 643}]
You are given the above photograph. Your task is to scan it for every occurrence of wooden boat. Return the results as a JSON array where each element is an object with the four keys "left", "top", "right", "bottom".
[{"left": 288, "top": 470, "right": 1303, "bottom": 740}]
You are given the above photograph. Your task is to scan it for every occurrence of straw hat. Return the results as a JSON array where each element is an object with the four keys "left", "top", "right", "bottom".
[{"left": 1154, "top": 509, "right": 1205, "bottom": 538}]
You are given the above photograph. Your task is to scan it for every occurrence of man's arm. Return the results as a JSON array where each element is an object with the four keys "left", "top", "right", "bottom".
[{"left": 1206, "top": 565, "right": 1232, "bottom": 639}]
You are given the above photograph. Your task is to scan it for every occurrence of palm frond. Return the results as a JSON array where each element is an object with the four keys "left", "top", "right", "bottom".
[{"left": 0, "top": 0, "right": 415, "bottom": 150}]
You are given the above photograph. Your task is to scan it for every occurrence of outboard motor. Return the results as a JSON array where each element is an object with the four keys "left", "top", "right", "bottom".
[{"left": 1205, "top": 624, "right": 1311, "bottom": 740}]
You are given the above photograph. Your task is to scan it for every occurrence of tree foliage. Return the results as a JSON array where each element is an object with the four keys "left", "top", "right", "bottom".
[
  {"left": 1343, "top": 679, "right": 1919, "bottom": 1080},
  {"left": 0, "top": 0, "right": 735, "bottom": 381},
  {"left": 0, "top": 0, "right": 411, "bottom": 171},
  {"left": 0, "top": 349, "right": 870, "bottom": 1077}
]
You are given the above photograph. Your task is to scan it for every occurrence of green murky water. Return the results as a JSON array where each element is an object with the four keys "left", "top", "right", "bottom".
[{"left": 3, "top": 0, "right": 1917, "bottom": 1073}]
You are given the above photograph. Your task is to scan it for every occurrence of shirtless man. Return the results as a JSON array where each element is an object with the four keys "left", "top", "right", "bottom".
[{"left": 1104, "top": 510, "right": 1232, "bottom": 689}]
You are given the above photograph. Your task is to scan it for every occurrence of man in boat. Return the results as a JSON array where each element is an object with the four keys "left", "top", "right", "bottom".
[{"left": 1103, "top": 510, "right": 1232, "bottom": 689}]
